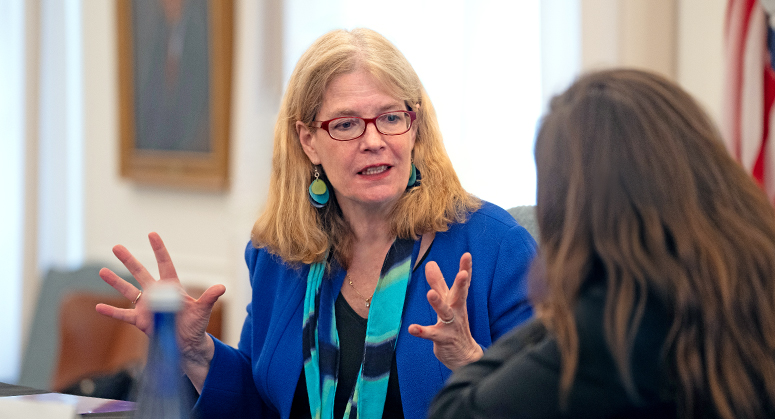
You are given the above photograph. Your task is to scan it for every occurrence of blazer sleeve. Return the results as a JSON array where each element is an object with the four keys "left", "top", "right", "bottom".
[{"left": 192, "top": 245, "right": 277, "bottom": 418}]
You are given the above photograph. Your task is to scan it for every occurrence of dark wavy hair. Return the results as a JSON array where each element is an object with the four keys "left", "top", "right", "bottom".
[{"left": 533, "top": 68, "right": 775, "bottom": 418}]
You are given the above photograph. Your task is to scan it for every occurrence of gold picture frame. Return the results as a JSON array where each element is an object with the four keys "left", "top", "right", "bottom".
[{"left": 117, "top": 0, "right": 233, "bottom": 190}]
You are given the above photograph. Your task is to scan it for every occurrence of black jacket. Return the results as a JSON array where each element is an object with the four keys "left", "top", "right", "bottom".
[{"left": 428, "top": 281, "right": 677, "bottom": 419}]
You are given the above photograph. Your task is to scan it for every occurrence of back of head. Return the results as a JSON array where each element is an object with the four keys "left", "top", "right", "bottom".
[{"left": 534, "top": 68, "right": 775, "bottom": 418}]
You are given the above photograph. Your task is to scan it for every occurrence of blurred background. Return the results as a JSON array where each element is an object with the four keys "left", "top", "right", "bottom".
[{"left": 0, "top": 0, "right": 723, "bottom": 390}]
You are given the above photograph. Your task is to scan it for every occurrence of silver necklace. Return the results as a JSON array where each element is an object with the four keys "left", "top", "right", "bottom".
[{"left": 347, "top": 275, "right": 373, "bottom": 307}]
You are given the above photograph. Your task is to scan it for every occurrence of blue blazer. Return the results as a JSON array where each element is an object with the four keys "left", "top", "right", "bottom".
[{"left": 194, "top": 201, "right": 537, "bottom": 418}]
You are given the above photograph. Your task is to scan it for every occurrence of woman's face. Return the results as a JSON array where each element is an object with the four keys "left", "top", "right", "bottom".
[{"left": 297, "top": 69, "right": 416, "bottom": 216}]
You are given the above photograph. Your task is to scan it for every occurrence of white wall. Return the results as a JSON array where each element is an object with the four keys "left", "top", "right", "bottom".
[
  {"left": 579, "top": 0, "right": 727, "bottom": 127},
  {"left": 676, "top": 0, "right": 727, "bottom": 125},
  {"left": 581, "top": 0, "right": 677, "bottom": 76}
]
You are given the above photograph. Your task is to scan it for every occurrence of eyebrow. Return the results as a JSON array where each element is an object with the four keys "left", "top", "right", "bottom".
[{"left": 325, "top": 103, "right": 405, "bottom": 119}]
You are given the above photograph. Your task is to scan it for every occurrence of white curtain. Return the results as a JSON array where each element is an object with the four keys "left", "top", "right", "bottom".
[
  {"left": 0, "top": 0, "right": 85, "bottom": 384},
  {"left": 0, "top": 0, "right": 26, "bottom": 383},
  {"left": 38, "top": 0, "right": 84, "bottom": 270}
]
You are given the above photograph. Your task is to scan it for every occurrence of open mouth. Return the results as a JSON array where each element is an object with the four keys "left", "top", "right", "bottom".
[{"left": 359, "top": 165, "right": 390, "bottom": 175}]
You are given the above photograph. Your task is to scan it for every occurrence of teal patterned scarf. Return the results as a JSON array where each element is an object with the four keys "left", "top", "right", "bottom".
[{"left": 302, "top": 238, "right": 413, "bottom": 419}]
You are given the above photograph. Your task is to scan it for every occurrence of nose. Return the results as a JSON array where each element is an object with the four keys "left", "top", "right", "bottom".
[{"left": 359, "top": 120, "right": 386, "bottom": 151}]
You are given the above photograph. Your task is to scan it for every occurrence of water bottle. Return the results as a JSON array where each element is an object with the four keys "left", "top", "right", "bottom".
[{"left": 134, "top": 282, "right": 191, "bottom": 419}]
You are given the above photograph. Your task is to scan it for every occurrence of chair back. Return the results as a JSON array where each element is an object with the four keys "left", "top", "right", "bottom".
[
  {"left": 19, "top": 264, "right": 136, "bottom": 390},
  {"left": 52, "top": 292, "right": 147, "bottom": 391},
  {"left": 507, "top": 205, "right": 540, "bottom": 244}
]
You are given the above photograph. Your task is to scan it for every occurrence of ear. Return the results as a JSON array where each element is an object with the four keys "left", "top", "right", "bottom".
[
  {"left": 296, "top": 121, "right": 321, "bottom": 165},
  {"left": 408, "top": 105, "right": 419, "bottom": 146},
  {"left": 408, "top": 123, "right": 418, "bottom": 150}
]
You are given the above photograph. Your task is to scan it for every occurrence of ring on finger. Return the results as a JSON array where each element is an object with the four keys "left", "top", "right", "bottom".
[
  {"left": 132, "top": 291, "right": 143, "bottom": 305},
  {"left": 439, "top": 313, "right": 455, "bottom": 325}
]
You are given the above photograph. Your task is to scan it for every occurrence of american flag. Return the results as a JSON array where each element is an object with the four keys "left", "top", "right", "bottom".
[{"left": 723, "top": 0, "right": 775, "bottom": 203}]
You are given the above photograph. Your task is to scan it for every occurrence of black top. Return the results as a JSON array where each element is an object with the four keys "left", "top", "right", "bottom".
[
  {"left": 428, "top": 279, "right": 679, "bottom": 419},
  {"left": 289, "top": 293, "right": 404, "bottom": 418}
]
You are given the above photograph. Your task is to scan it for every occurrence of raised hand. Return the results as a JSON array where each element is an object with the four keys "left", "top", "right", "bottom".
[
  {"left": 407, "top": 252, "right": 483, "bottom": 371},
  {"left": 95, "top": 232, "right": 226, "bottom": 391}
]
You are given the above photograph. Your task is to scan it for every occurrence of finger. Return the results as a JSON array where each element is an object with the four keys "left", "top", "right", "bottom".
[
  {"left": 424, "top": 261, "right": 450, "bottom": 298},
  {"left": 427, "top": 289, "right": 455, "bottom": 324},
  {"left": 459, "top": 252, "right": 472, "bottom": 280},
  {"left": 95, "top": 303, "right": 137, "bottom": 325},
  {"left": 447, "top": 269, "right": 471, "bottom": 309},
  {"left": 148, "top": 232, "right": 179, "bottom": 281},
  {"left": 112, "top": 244, "right": 156, "bottom": 287},
  {"left": 99, "top": 267, "right": 141, "bottom": 301},
  {"left": 197, "top": 284, "right": 226, "bottom": 307},
  {"left": 448, "top": 253, "right": 473, "bottom": 307},
  {"left": 407, "top": 323, "right": 444, "bottom": 342}
]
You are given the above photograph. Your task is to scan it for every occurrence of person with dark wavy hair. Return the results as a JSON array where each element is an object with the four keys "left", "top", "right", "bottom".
[{"left": 429, "top": 68, "right": 775, "bottom": 419}]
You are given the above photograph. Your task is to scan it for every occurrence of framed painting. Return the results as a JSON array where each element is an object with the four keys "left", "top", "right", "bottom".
[{"left": 117, "top": 0, "right": 233, "bottom": 190}]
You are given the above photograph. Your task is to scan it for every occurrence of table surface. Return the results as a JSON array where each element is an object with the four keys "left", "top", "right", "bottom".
[{"left": 0, "top": 382, "right": 134, "bottom": 418}]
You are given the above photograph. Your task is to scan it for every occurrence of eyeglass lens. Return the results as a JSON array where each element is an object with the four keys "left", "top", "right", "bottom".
[{"left": 328, "top": 111, "right": 412, "bottom": 141}]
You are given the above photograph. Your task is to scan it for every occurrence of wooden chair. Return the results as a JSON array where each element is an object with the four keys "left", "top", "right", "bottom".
[
  {"left": 51, "top": 286, "right": 224, "bottom": 395},
  {"left": 19, "top": 264, "right": 136, "bottom": 391},
  {"left": 51, "top": 292, "right": 147, "bottom": 392}
]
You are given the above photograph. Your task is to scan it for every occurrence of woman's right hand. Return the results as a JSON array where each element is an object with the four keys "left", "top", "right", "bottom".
[{"left": 95, "top": 232, "right": 226, "bottom": 392}]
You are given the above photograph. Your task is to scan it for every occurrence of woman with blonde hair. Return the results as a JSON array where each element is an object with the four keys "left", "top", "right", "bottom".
[
  {"left": 429, "top": 68, "right": 775, "bottom": 418},
  {"left": 97, "top": 28, "right": 536, "bottom": 418}
]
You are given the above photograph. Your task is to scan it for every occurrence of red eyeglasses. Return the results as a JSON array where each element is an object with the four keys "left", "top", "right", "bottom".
[{"left": 312, "top": 110, "right": 417, "bottom": 141}]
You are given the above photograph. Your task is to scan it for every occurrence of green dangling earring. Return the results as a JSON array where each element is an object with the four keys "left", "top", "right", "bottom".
[
  {"left": 406, "top": 160, "right": 421, "bottom": 190},
  {"left": 308, "top": 166, "right": 329, "bottom": 208}
]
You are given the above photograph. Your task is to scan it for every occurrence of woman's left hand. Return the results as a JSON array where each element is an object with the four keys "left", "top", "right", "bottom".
[{"left": 408, "top": 252, "right": 483, "bottom": 371}]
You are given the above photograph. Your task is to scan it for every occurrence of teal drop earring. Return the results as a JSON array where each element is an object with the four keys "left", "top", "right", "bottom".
[
  {"left": 406, "top": 160, "right": 421, "bottom": 190},
  {"left": 308, "top": 167, "right": 329, "bottom": 208}
]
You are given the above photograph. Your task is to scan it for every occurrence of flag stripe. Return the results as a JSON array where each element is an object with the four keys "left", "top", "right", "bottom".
[
  {"left": 752, "top": 63, "right": 775, "bottom": 183},
  {"left": 724, "top": 0, "right": 775, "bottom": 204},
  {"left": 740, "top": 8, "right": 765, "bottom": 171}
]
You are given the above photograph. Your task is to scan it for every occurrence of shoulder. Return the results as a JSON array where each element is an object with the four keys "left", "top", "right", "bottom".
[
  {"left": 244, "top": 241, "right": 305, "bottom": 285},
  {"left": 465, "top": 200, "right": 521, "bottom": 229},
  {"left": 442, "top": 200, "right": 536, "bottom": 253},
  {"left": 429, "top": 201, "right": 537, "bottom": 280},
  {"left": 245, "top": 240, "right": 292, "bottom": 266}
]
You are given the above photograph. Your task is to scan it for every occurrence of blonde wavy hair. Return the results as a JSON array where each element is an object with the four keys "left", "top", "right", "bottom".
[
  {"left": 534, "top": 68, "right": 775, "bottom": 418},
  {"left": 252, "top": 28, "right": 479, "bottom": 267}
]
